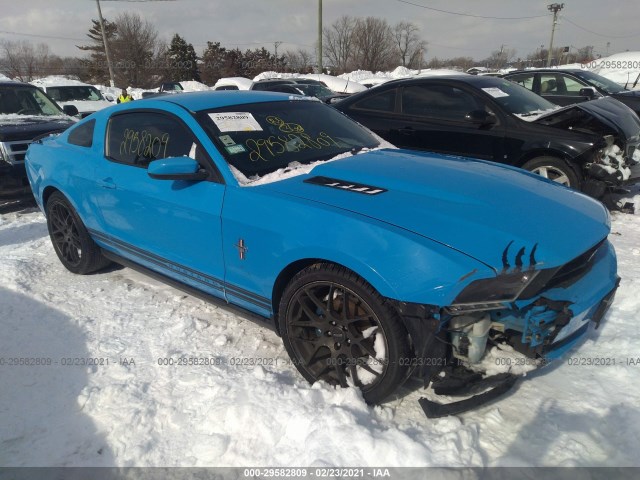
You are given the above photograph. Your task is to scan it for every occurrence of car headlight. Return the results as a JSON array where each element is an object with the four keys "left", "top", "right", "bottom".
[{"left": 447, "top": 270, "right": 540, "bottom": 313}]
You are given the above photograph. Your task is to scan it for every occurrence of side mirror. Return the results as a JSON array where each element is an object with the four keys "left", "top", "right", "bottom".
[
  {"left": 104, "top": 94, "right": 115, "bottom": 102},
  {"left": 147, "top": 157, "right": 208, "bottom": 181},
  {"left": 579, "top": 87, "right": 597, "bottom": 99},
  {"left": 465, "top": 109, "right": 497, "bottom": 126},
  {"left": 63, "top": 105, "right": 79, "bottom": 117}
]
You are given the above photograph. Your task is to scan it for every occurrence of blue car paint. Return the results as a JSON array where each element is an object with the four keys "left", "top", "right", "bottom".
[{"left": 25, "top": 91, "right": 618, "bottom": 364}]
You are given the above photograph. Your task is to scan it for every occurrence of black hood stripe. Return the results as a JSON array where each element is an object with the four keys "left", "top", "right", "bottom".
[{"left": 304, "top": 176, "right": 387, "bottom": 195}]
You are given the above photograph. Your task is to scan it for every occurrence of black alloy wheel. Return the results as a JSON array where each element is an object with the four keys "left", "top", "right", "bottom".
[
  {"left": 279, "top": 263, "right": 411, "bottom": 404},
  {"left": 46, "top": 192, "right": 111, "bottom": 274}
]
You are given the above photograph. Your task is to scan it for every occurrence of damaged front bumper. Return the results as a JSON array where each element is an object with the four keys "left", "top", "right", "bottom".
[{"left": 401, "top": 239, "right": 619, "bottom": 417}]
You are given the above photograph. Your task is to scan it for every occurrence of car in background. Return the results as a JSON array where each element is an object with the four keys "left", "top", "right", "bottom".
[
  {"left": 26, "top": 91, "right": 619, "bottom": 416},
  {"left": 250, "top": 79, "right": 297, "bottom": 91},
  {"left": 36, "top": 82, "right": 112, "bottom": 119},
  {"left": 335, "top": 75, "right": 640, "bottom": 200},
  {"left": 257, "top": 82, "right": 350, "bottom": 103},
  {"left": 141, "top": 82, "right": 184, "bottom": 99},
  {"left": 212, "top": 77, "right": 253, "bottom": 91},
  {"left": 503, "top": 69, "right": 640, "bottom": 116},
  {"left": 0, "top": 80, "right": 76, "bottom": 194}
]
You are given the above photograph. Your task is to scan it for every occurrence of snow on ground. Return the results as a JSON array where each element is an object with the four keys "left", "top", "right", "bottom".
[{"left": 1, "top": 188, "right": 640, "bottom": 468}]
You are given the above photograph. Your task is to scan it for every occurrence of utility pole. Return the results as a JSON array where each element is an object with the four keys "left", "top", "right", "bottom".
[
  {"left": 274, "top": 41, "right": 282, "bottom": 71},
  {"left": 546, "top": 3, "right": 564, "bottom": 67},
  {"left": 317, "top": 0, "right": 323, "bottom": 74},
  {"left": 95, "top": 0, "right": 115, "bottom": 87}
]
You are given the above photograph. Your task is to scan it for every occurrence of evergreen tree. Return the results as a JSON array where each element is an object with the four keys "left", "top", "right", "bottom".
[
  {"left": 167, "top": 34, "right": 200, "bottom": 81},
  {"left": 201, "top": 41, "right": 227, "bottom": 84},
  {"left": 77, "top": 18, "right": 117, "bottom": 84}
]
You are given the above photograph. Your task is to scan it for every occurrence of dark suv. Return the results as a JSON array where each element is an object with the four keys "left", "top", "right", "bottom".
[{"left": 0, "top": 81, "right": 77, "bottom": 194}]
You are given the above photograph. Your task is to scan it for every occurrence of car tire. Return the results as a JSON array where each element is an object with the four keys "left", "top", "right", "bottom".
[
  {"left": 46, "top": 192, "right": 111, "bottom": 275},
  {"left": 522, "top": 156, "right": 581, "bottom": 189},
  {"left": 278, "top": 262, "right": 411, "bottom": 404}
]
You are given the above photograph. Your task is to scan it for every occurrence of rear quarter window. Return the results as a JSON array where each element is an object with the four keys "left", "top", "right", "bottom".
[{"left": 67, "top": 120, "right": 95, "bottom": 148}]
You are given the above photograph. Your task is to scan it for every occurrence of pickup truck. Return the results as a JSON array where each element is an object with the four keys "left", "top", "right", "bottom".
[
  {"left": 1, "top": 81, "right": 77, "bottom": 194},
  {"left": 33, "top": 80, "right": 113, "bottom": 118},
  {"left": 140, "top": 82, "right": 184, "bottom": 99}
]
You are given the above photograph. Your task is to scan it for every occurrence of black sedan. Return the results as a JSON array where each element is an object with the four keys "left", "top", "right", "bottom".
[
  {"left": 503, "top": 69, "right": 640, "bottom": 116},
  {"left": 335, "top": 75, "right": 640, "bottom": 199}
]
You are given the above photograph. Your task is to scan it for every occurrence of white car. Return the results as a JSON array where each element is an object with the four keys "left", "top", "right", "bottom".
[{"left": 35, "top": 81, "right": 113, "bottom": 118}]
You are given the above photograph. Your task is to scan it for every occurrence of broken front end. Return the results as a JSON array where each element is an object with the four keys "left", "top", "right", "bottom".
[
  {"left": 398, "top": 237, "right": 619, "bottom": 418},
  {"left": 535, "top": 97, "right": 640, "bottom": 200}
]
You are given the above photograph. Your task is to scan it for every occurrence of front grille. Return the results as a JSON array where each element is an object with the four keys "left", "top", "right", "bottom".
[
  {"left": 519, "top": 239, "right": 606, "bottom": 299},
  {"left": 1, "top": 140, "right": 32, "bottom": 165}
]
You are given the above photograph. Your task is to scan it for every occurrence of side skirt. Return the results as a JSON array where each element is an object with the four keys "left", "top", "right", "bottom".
[{"left": 101, "top": 249, "right": 277, "bottom": 333}]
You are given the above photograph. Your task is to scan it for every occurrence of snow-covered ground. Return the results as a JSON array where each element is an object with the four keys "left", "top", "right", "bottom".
[{"left": 1, "top": 188, "right": 640, "bottom": 467}]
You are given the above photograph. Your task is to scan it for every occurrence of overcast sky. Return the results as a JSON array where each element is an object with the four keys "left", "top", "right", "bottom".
[{"left": 1, "top": 0, "right": 638, "bottom": 66}]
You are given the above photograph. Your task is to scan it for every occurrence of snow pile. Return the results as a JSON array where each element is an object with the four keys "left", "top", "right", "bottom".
[
  {"left": 589, "top": 52, "right": 640, "bottom": 88},
  {"left": 180, "top": 80, "right": 211, "bottom": 92},
  {"left": 339, "top": 66, "right": 465, "bottom": 88},
  {"left": 0, "top": 73, "right": 12, "bottom": 81},
  {"left": 30, "top": 75, "right": 85, "bottom": 88}
]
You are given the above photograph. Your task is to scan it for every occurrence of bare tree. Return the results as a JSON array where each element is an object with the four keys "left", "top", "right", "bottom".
[
  {"left": 482, "top": 47, "right": 517, "bottom": 69},
  {"left": 111, "top": 12, "right": 159, "bottom": 88},
  {"left": 323, "top": 15, "right": 357, "bottom": 73},
  {"left": 352, "top": 17, "right": 395, "bottom": 72},
  {"left": 284, "top": 49, "right": 313, "bottom": 73},
  {"left": 1, "top": 40, "right": 52, "bottom": 81},
  {"left": 393, "top": 21, "right": 427, "bottom": 68}
]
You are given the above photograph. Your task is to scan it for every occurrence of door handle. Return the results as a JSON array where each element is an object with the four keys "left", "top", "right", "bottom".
[
  {"left": 398, "top": 127, "right": 415, "bottom": 136},
  {"left": 98, "top": 177, "right": 116, "bottom": 189}
]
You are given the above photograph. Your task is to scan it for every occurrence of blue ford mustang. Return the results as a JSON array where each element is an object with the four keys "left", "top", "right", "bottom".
[{"left": 25, "top": 91, "right": 619, "bottom": 416}]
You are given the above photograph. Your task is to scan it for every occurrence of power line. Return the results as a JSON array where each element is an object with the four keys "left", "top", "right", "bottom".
[
  {"left": 562, "top": 15, "right": 640, "bottom": 39},
  {"left": 0, "top": 30, "right": 86, "bottom": 42},
  {"left": 395, "top": 0, "right": 550, "bottom": 20}
]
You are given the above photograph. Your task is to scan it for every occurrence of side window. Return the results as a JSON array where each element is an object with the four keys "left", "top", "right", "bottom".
[
  {"left": 68, "top": 119, "right": 95, "bottom": 148},
  {"left": 507, "top": 73, "right": 534, "bottom": 91},
  {"left": 352, "top": 89, "right": 396, "bottom": 113},
  {"left": 401, "top": 85, "right": 481, "bottom": 120},
  {"left": 561, "top": 75, "right": 589, "bottom": 95},
  {"left": 106, "top": 111, "right": 199, "bottom": 167}
]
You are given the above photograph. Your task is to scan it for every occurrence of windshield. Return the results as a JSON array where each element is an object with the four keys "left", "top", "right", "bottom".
[
  {"left": 47, "top": 86, "right": 104, "bottom": 102},
  {"left": 294, "top": 84, "right": 336, "bottom": 98},
  {"left": 574, "top": 71, "right": 626, "bottom": 94},
  {"left": 0, "top": 86, "right": 64, "bottom": 116},
  {"left": 475, "top": 78, "right": 558, "bottom": 116},
  {"left": 197, "top": 100, "right": 380, "bottom": 182}
]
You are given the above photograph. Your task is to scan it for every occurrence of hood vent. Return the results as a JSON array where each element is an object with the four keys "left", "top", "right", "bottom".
[{"left": 304, "top": 176, "right": 387, "bottom": 195}]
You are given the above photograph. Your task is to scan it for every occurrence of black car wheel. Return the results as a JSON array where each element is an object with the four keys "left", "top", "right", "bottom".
[
  {"left": 522, "top": 156, "right": 581, "bottom": 188},
  {"left": 278, "top": 263, "right": 411, "bottom": 404},
  {"left": 46, "top": 192, "right": 111, "bottom": 274}
]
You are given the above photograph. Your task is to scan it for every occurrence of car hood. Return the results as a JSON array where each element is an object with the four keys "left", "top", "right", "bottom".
[
  {"left": 0, "top": 115, "right": 74, "bottom": 142},
  {"left": 534, "top": 96, "right": 640, "bottom": 143},
  {"left": 263, "top": 149, "right": 610, "bottom": 272},
  {"left": 58, "top": 100, "right": 113, "bottom": 113}
]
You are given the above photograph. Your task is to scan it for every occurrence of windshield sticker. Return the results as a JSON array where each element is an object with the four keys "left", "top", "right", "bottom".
[
  {"left": 209, "top": 112, "right": 263, "bottom": 132},
  {"left": 481, "top": 87, "right": 509, "bottom": 98},
  {"left": 225, "top": 144, "right": 246, "bottom": 155},
  {"left": 219, "top": 135, "right": 236, "bottom": 146}
]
